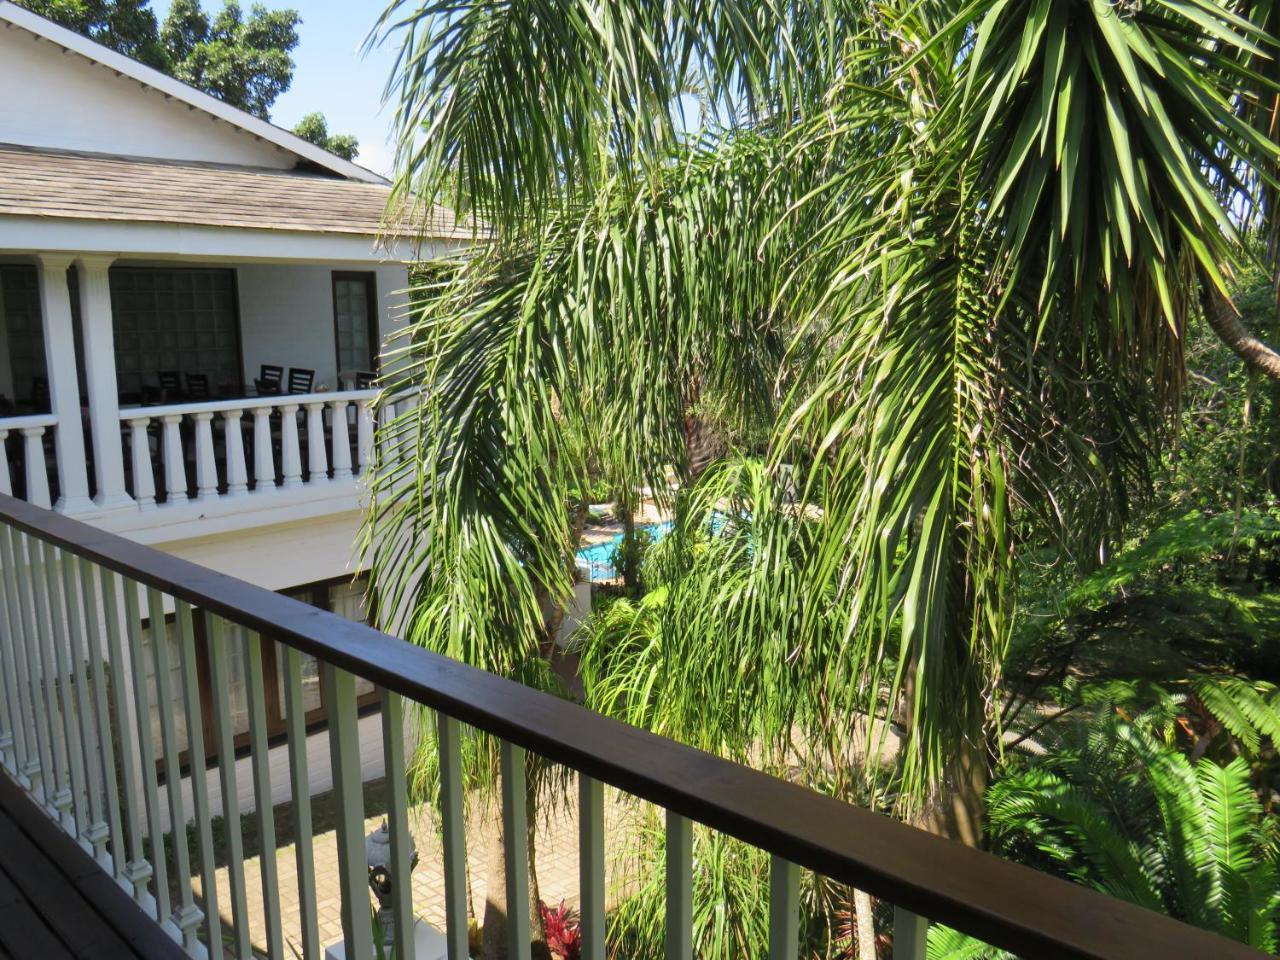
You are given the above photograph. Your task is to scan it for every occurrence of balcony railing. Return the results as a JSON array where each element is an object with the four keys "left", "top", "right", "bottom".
[
  {"left": 1, "top": 389, "right": 393, "bottom": 516},
  {"left": 0, "top": 491, "right": 1266, "bottom": 960},
  {"left": 117, "top": 389, "right": 378, "bottom": 507}
]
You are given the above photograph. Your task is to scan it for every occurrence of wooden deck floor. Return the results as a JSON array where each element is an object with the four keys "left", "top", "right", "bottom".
[{"left": 0, "top": 773, "right": 184, "bottom": 960}]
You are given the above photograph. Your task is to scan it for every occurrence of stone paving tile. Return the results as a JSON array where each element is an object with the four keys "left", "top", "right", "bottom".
[{"left": 194, "top": 786, "right": 643, "bottom": 956}]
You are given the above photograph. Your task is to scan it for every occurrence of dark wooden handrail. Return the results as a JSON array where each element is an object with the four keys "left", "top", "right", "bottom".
[{"left": 0, "top": 493, "right": 1266, "bottom": 960}]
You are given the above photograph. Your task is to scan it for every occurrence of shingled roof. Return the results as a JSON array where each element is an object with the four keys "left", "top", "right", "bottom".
[{"left": 0, "top": 144, "right": 473, "bottom": 240}]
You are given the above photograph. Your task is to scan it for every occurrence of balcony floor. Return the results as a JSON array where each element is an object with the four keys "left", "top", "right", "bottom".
[{"left": 0, "top": 773, "right": 184, "bottom": 960}]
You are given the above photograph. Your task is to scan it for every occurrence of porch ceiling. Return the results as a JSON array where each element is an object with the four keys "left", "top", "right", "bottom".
[{"left": 0, "top": 143, "right": 474, "bottom": 240}]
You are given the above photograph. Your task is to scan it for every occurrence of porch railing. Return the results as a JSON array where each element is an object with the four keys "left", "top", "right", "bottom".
[
  {"left": 118, "top": 389, "right": 379, "bottom": 506},
  {"left": 0, "top": 414, "right": 58, "bottom": 508},
  {"left": 0, "top": 491, "right": 1266, "bottom": 960}
]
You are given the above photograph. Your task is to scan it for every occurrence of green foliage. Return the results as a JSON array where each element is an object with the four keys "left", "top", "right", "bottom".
[
  {"left": 293, "top": 111, "right": 360, "bottom": 161},
  {"left": 162, "top": 0, "right": 298, "bottom": 119},
  {"left": 606, "top": 817, "right": 837, "bottom": 960},
  {"left": 989, "top": 710, "right": 1280, "bottom": 951},
  {"left": 19, "top": 0, "right": 166, "bottom": 65},
  {"left": 17, "top": 0, "right": 302, "bottom": 120}
]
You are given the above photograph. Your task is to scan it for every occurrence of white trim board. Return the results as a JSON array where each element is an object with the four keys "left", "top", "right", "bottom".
[{"left": 0, "top": 216, "right": 465, "bottom": 263}]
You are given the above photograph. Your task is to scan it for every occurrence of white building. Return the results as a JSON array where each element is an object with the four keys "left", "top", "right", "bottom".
[{"left": 0, "top": 1, "right": 471, "bottom": 810}]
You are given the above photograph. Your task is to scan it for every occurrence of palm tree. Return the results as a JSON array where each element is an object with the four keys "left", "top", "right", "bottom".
[
  {"left": 988, "top": 708, "right": 1280, "bottom": 952},
  {"left": 367, "top": 0, "right": 1280, "bottom": 863}
]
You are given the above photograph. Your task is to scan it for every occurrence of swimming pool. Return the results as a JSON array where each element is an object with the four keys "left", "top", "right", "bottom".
[{"left": 575, "top": 521, "right": 673, "bottom": 581}]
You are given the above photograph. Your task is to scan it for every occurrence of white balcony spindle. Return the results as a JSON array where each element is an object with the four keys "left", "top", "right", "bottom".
[
  {"left": 8, "top": 531, "right": 52, "bottom": 806},
  {"left": 283, "top": 647, "right": 320, "bottom": 960},
  {"left": 500, "top": 741, "right": 532, "bottom": 960},
  {"left": 438, "top": 713, "right": 469, "bottom": 960},
  {"left": 97, "top": 567, "right": 151, "bottom": 904},
  {"left": 146, "top": 588, "right": 202, "bottom": 950},
  {"left": 893, "top": 907, "right": 929, "bottom": 960},
  {"left": 36, "top": 544, "right": 77, "bottom": 834},
  {"left": 324, "top": 663, "right": 373, "bottom": 960},
  {"left": 0, "top": 526, "right": 30, "bottom": 776},
  {"left": 176, "top": 603, "right": 222, "bottom": 951},
  {"left": 160, "top": 415, "right": 188, "bottom": 504},
  {"left": 22, "top": 427, "right": 51, "bottom": 509},
  {"left": 665, "top": 812, "right": 693, "bottom": 960},
  {"left": 223, "top": 410, "right": 248, "bottom": 495},
  {"left": 193, "top": 411, "right": 218, "bottom": 500},
  {"left": 280, "top": 403, "right": 303, "bottom": 489},
  {"left": 77, "top": 560, "right": 124, "bottom": 879},
  {"left": 245, "top": 631, "right": 284, "bottom": 959},
  {"left": 127, "top": 417, "right": 156, "bottom": 508},
  {"left": 768, "top": 856, "right": 800, "bottom": 960},
  {"left": 0, "top": 429, "right": 10, "bottom": 496},
  {"left": 122, "top": 582, "right": 172, "bottom": 927},
  {"left": 382, "top": 691, "right": 416, "bottom": 960},
  {"left": 580, "top": 774, "right": 606, "bottom": 960},
  {"left": 357, "top": 399, "right": 374, "bottom": 475},
  {"left": 253, "top": 407, "right": 275, "bottom": 491},
  {"left": 60, "top": 555, "right": 109, "bottom": 861},
  {"left": 306, "top": 401, "right": 329, "bottom": 483},
  {"left": 330, "top": 399, "right": 353, "bottom": 480},
  {"left": 206, "top": 616, "right": 252, "bottom": 959}
]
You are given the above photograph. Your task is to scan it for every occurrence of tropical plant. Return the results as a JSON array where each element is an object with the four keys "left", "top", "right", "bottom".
[
  {"left": 988, "top": 709, "right": 1280, "bottom": 952},
  {"left": 370, "top": 0, "right": 1280, "bottom": 824}
]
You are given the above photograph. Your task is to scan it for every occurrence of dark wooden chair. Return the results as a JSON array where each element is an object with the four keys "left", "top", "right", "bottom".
[
  {"left": 354, "top": 370, "right": 377, "bottom": 390},
  {"left": 158, "top": 371, "right": 182, "bottom": 400},
  {"left": 257, "top": 364, "right": 284, "bottom": 395},
  {"left": 186, "top": 373, "right": 210, "bottom": 401},
  {"left": 287, "top": 368, "right": 315, "bottom": 394}
]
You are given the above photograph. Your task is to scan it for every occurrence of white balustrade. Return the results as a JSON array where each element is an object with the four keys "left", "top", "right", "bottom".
[
  {"left": 330, "top": 399, "right": 353, "bottom": 481},
  {"left": 124, "top": 415, "right": 156, "bottom": 508},
  {"left": 280, "top": 403, "right": 303, "bottom": 489},
  {"left": 306, "top": 402, "right": 329, "bottom": 483},
  {"left": 223, "top": 410, "right": 248, "bottom": 495},
  {"left": 0, "top": 416, "right": 57, "bottom": 510},
  {"left": 192, "top": 412, "right": 218, "bottom": 500},
  {"left": 111, "top": 390, "right": 375, "bottom": 511},
  {"left": 160, "top": 415, "right": 189, "bottom": 505}
]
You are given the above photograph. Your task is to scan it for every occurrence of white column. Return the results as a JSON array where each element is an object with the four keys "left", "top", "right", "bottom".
[
  {"left": 280, "top": 403, "right": 302, "bottom": 489},
  {"left": 223, "top": 410, "right": 248, "bottom": 496},
  {"left": 0, "top": 429, "right": 10, "bottom": 496},
  {"left": 252, "top": 407, "right": 275, "bottom": 491},
  {"left": 21, "top": 428, "right": 51, "bottom": 509},
  {"left": 160, "top": 415, "right": 188, "bottom": 504},
  {"left": 73, "top": 255, "right": 133, "bottom": 511},
  {"left": 329, "top": 400, "right": 352, "bottom": 481},
  {"left": 305, "top": 401, "right": 328, "bottom": 483},
  {"left": 34, "top": 254, "right": 92, "bottom": 514},
  {"left": 192, "top": 412, "right": 218, "bottom": 500},
  {"left": 126, "top": 417, "right": 155, "bottom": 508}
]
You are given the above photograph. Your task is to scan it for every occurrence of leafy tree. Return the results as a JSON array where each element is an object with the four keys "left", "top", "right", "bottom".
[
  {"left": 15, "top": 0, "right": 344, "bottom": 124},
  {"left": 17, "top": 0, "right": 165, "bottom": 65},
  {"left": 371, "top": 0, "right": 1279, "bottom": 822},
  {"left": 160, "top": 0, "right": 296, "bottom": 119},
  {"left": 988, "top": 704, "right": 1280, "bottom": 952},
  {"left": 292, "top": 111, "right": 359, "bottom": 161}
]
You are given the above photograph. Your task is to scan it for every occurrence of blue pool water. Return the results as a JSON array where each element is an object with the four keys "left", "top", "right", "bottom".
[{"left": 576, "top": 521, "right": 673, "bottom": 581}]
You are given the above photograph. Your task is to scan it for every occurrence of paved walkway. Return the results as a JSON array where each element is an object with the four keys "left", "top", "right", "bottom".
[{"left": 194, "top": 783, "right": 640, "bottom": 956}]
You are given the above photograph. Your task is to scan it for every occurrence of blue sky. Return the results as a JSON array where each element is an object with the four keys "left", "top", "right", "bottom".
[{"left": 152, "top": 0, "right": 402, "bottom": 176}]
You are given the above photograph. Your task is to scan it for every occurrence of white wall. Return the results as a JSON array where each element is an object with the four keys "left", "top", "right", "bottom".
[
  {"left": 235, "top": 262, "right": 412, "bottom": 388},
  {"left": 0, "top": 27, "right": 293, "bottom": 169},
  {"left": 158, "top": 510, "right": 367, "bottom": 593}
]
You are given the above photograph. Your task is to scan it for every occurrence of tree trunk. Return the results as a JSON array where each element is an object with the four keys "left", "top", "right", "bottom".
[
  {"left": 1201, "top": 280, "right": 1280, "bottom": 381},
  {"left": 481, "top": 822, "right": 509, "bottom": 960},
  {"left": 914, "top": 736, "right": 988, "bottom": 848},
  {"left": 682, "top": 413, "right": 725, "bottom": 482},
  {"left": 852, "top": 888, "right": 878, "bottom": 960}
]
